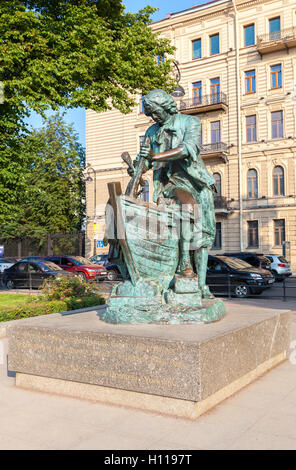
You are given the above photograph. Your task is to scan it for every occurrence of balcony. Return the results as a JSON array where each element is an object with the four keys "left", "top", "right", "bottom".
[
  {"left": 257, "top": 27, "right": 296, "bottom": 55},
  {"left": 200, "top": 142, "right": 228, "bottom": 163},
  {"left": 214, "top": 196, "right": 230, "bottom": 215},
  {"left": 179, "top": 92, "right": 228, "bottom": 115}
]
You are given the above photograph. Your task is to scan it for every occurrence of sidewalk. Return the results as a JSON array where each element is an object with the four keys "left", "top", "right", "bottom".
[{"left": 0, "top": 301, "right": 296, "bottom": 450}]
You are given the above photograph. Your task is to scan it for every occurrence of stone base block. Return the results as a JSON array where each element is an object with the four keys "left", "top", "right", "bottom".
[
  {"left": 8, "top": 307, "right": 291, "bottom": 418},
  {"left": 15, "top": 352, "right": 286, "bottom": 419}
]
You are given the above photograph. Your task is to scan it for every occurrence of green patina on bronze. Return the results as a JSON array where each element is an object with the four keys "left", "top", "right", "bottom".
[{"left": 102, "top": 89, "right": 226, "bottom": 324}]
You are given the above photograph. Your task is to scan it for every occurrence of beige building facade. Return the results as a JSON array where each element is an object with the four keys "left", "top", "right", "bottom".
[{"left": 86, "top": 0, "right": 296, "bottom": 270}]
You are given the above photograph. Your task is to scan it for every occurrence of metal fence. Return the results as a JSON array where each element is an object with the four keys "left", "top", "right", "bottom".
[
  {"left": 0, "top": 232, "right": 85, "bottom": 259},
  {"left": 207, "top": 275, "right": 296, "bottom": 302}
]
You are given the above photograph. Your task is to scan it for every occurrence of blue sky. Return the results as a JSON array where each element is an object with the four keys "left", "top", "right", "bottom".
[{"left": 27, "top": 1, "right": 204, "bottom": 146}]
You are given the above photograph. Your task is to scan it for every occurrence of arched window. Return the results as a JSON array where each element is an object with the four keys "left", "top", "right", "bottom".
[
  {"left": 247, "top": 169, "right": 258, "bottom": 198},
  {"left": 213, "top": 173, "right": 221, "bottom": 196},
  {"left": 141, "top": 180, "right": 149, "bottom": 202},
  {"left": 273, "top": 166, "right": 284, "bottom": 196}
]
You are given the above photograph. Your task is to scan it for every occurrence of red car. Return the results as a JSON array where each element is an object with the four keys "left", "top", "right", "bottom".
[{"left": 45, "top": 255, "right": 108, "bottom": 281}]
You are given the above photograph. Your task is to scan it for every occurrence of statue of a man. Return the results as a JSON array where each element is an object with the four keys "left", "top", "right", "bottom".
[{"left": 135, "top": 89, "right": 216, "bottom": 298}]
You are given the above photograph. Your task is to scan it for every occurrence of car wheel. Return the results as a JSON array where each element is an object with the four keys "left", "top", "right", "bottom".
[
  {"left": 77, "top": 272, "right": 87, "bottom": 282},
  {"left": 6, "top": 279, "right": 15, "bottom": 289},
  {"left": 233, "top": 283, "right": 250, "bottom": 298},
  {"left": 271, "top": 270, "right": 281, "bottom": 282},
  {"left": 107, "top": 269, "right": 118, "bottom": 281}
]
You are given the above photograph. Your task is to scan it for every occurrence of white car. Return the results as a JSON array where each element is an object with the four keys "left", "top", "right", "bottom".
[
  {"left": 0, "top": 258, "right": 17, "bottom": 274},
  {"left": 264, "top": 254, "right": 292, "bottom": 281}
]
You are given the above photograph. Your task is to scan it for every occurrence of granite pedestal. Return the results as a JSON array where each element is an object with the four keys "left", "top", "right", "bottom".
[{"left": 8, "top": 306, "right": 291, "bottom": 419}]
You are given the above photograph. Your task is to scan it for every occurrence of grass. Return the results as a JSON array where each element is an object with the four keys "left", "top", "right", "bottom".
[{"left": 0, "top": 293, "right": 37, "bottom": 311}]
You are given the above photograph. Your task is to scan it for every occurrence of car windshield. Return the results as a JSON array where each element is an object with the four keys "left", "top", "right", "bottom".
[
  {"left": 218, "top": 256, "right": 252, "bottom": 269},
  {"left": 278, "top": 256, "right": 288, "bottom": 264},
  {"left": 70, "top": 256, "right": 97, "bottom": 266},
  {"left": 38, "top": 261, "right": 63, "bottom": 272}
]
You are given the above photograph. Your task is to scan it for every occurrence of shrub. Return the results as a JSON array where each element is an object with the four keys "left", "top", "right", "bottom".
[
  {"left": 41, "top": 276, "right": 101, "bottom": 301},
  {"left": 0, "top": 277, "right": 105, "bottom": 323},
  {"left": 0, "top": 300, "right": 68, "bottom": 322}
]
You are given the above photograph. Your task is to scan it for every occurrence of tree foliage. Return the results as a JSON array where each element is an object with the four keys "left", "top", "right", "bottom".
[
  {"left": 0, "top": 0, "right": 176, "bottom": 231},
  {"left": 0, "top": 0, "right": 176, "bottom": 115},
  {"left": 0, "top": 113, "right": 85, "bottom": 240}
]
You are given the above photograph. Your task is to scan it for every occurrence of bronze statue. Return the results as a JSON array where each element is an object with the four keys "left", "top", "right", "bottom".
[
  {"left": 103, "top": 89, "right": 225, "bottom": 324},
  {"left": 134, "top": 89, "right": 216, "bottom": 298}
]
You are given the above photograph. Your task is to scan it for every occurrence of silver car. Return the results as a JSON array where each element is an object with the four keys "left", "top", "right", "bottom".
[{"left": 264, "top": 254, "right": 292, "bottom": 281}]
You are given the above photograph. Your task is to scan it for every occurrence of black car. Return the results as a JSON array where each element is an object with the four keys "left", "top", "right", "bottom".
[
  {"left": 3, "top": 260, "right": 74, "bottom": 289},
  {"left": 222, "top": 252, "right": 271, "bottom": 271},
  {"left": 90, "top": 254, "right": 121, "bottom": 281},
  {"left": 207, "top": 255, "right": 275, "bottom": 298}
]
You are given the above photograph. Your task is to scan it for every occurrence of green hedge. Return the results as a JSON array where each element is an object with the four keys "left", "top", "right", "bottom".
[{"left": 0, "top": 295, "right": 105, "bottom": 323}]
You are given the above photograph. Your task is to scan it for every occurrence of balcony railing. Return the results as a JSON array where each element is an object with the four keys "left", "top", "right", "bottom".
[
  {"left": 200, "top": 142, "right": 228, "bottom": 163},
  {"left": 257, "top": 27, "right": 296, "bottom": 54},
  {"left": 179, "top": 92, "right": 228, "bottom": 114},
  {"left": 214, "top": 196, "right": 229, "bottom": 214}
]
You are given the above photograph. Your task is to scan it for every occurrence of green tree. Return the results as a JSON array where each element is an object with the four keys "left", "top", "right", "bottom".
[
  {"left": 0, "top": 0, "right": 176, "bottom": 226},
  {"left": 0, "top": 113, "right": 85, "bottom": 240},
  {"left": 0, "top": 0, "right": 175, "bottom": 114}
]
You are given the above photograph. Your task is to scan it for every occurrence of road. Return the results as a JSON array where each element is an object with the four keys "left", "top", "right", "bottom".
[{"left": 1, "top": 276, "right": 296, "bottom": 299}]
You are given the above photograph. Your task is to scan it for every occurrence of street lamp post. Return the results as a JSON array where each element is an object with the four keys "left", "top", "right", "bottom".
[
  {"left": 171, "top": 60, "right": 185, "bottom": 98},
  {"left": 85, "top": 164, "right": 97, "bottom": 256}
]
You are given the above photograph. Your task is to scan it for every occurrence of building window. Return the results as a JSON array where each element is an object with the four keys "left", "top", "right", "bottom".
[
  {"left": 246, "top": 115, "right": 257, "bottom": 142},
  {"left": 271, "top": 111, "right": 283, "bottom": 139},
  {"left": 269, "top": 16, "right": 281, "bottom": 39},
  {"left": 213, "top": 222, "right": 222, "bottom": 249},
  {"left": 244, "top": 24, "right": 255, "bottom": 46},
  {"left": 213, "top": 173, "right": 221, "bottom": 196},
  {"left": 192, "top": 81, "right": 202, "bottom": 104},
  {"left": 271, "top": 64, "right": 282, "bottom": 89},
  {"left": 245, "top": 70, "right": 256, "bottom": 94},
  {"left": 247, "top": 169, "right": 258, "bottom": 198},
  {"left": 274, "top": 219, "right": 285, "bottom": 246},
  {"left": 211, "top": 121, "right": 221, "bottom": 144},
  {"left": 210, "top": 77, "right": 220, "bottom": 103},
  {"left": 192, "top": 39, "right": 201, "bottom": 59},
  {"left": 273, "top": 165, "right": 285, "bottom": 196},
  {"left": 141, "top": 180, "right": 149, "bottom": 202},
  {"left": 247, "top": 220, "right": 259, "bottom": 248},
  {"left": 210, "top": 33, "right": 220, "bottom": 55}
]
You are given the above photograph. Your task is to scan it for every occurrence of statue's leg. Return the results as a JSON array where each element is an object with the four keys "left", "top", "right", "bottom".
[
  {"left": 194, "top": 247, "right": 214, "bottom": 298},
  {"left": 173, "top": 189, "right": 196, "bottom": 277},
  {"left": 179, "top": 218, "right": 194, "bottom": 276}
]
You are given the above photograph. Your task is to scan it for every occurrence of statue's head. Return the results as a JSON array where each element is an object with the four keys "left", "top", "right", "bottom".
[{"left": 142, "top": 89, "right": 178, "bottom": 125}]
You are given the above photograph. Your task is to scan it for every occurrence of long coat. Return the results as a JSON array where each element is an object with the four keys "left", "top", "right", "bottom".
[{"left": 139, "top": 112, "right": 216, "bottom": 248}]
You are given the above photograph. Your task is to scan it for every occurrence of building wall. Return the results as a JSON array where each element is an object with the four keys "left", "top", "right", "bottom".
[{"left": 85, "top": 0, "right": 296, "bottom": 270}]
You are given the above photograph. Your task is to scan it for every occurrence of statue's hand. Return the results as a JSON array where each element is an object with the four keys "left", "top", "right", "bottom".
[
  {"left": 127, "top": 167, "right": 134, "bottom": 177},
  {"left": 139, "top": 144, "right": 152, "bottom": 160}
]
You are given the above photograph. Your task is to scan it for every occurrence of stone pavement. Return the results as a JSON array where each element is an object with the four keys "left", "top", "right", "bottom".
[{"left": 0, "top": 300, "right": 296, "bottom": 450}]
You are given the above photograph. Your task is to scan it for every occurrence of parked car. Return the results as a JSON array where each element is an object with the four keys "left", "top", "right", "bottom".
[
  {"left": 45, "top": 255, "right": 108, "bottom": 282},
  {"left": 263, "top": 254, "right": 292, "bottom": 281},
  {"left": 222, "top": 252, "right": 271, "bottom": 271},
  {"left": 89, "top": 254, "right": 121, "bottom": 281},
  {"left": 3, "top": 260, "right": 74, "bottom": 289},
  {"left": 207, "top": 255, "right": 275, "bottom": 298}
]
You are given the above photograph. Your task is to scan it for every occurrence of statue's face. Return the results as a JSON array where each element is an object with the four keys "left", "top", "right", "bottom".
[{"left": 144, "top": 103, "right": 170, "bottom": 125}]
